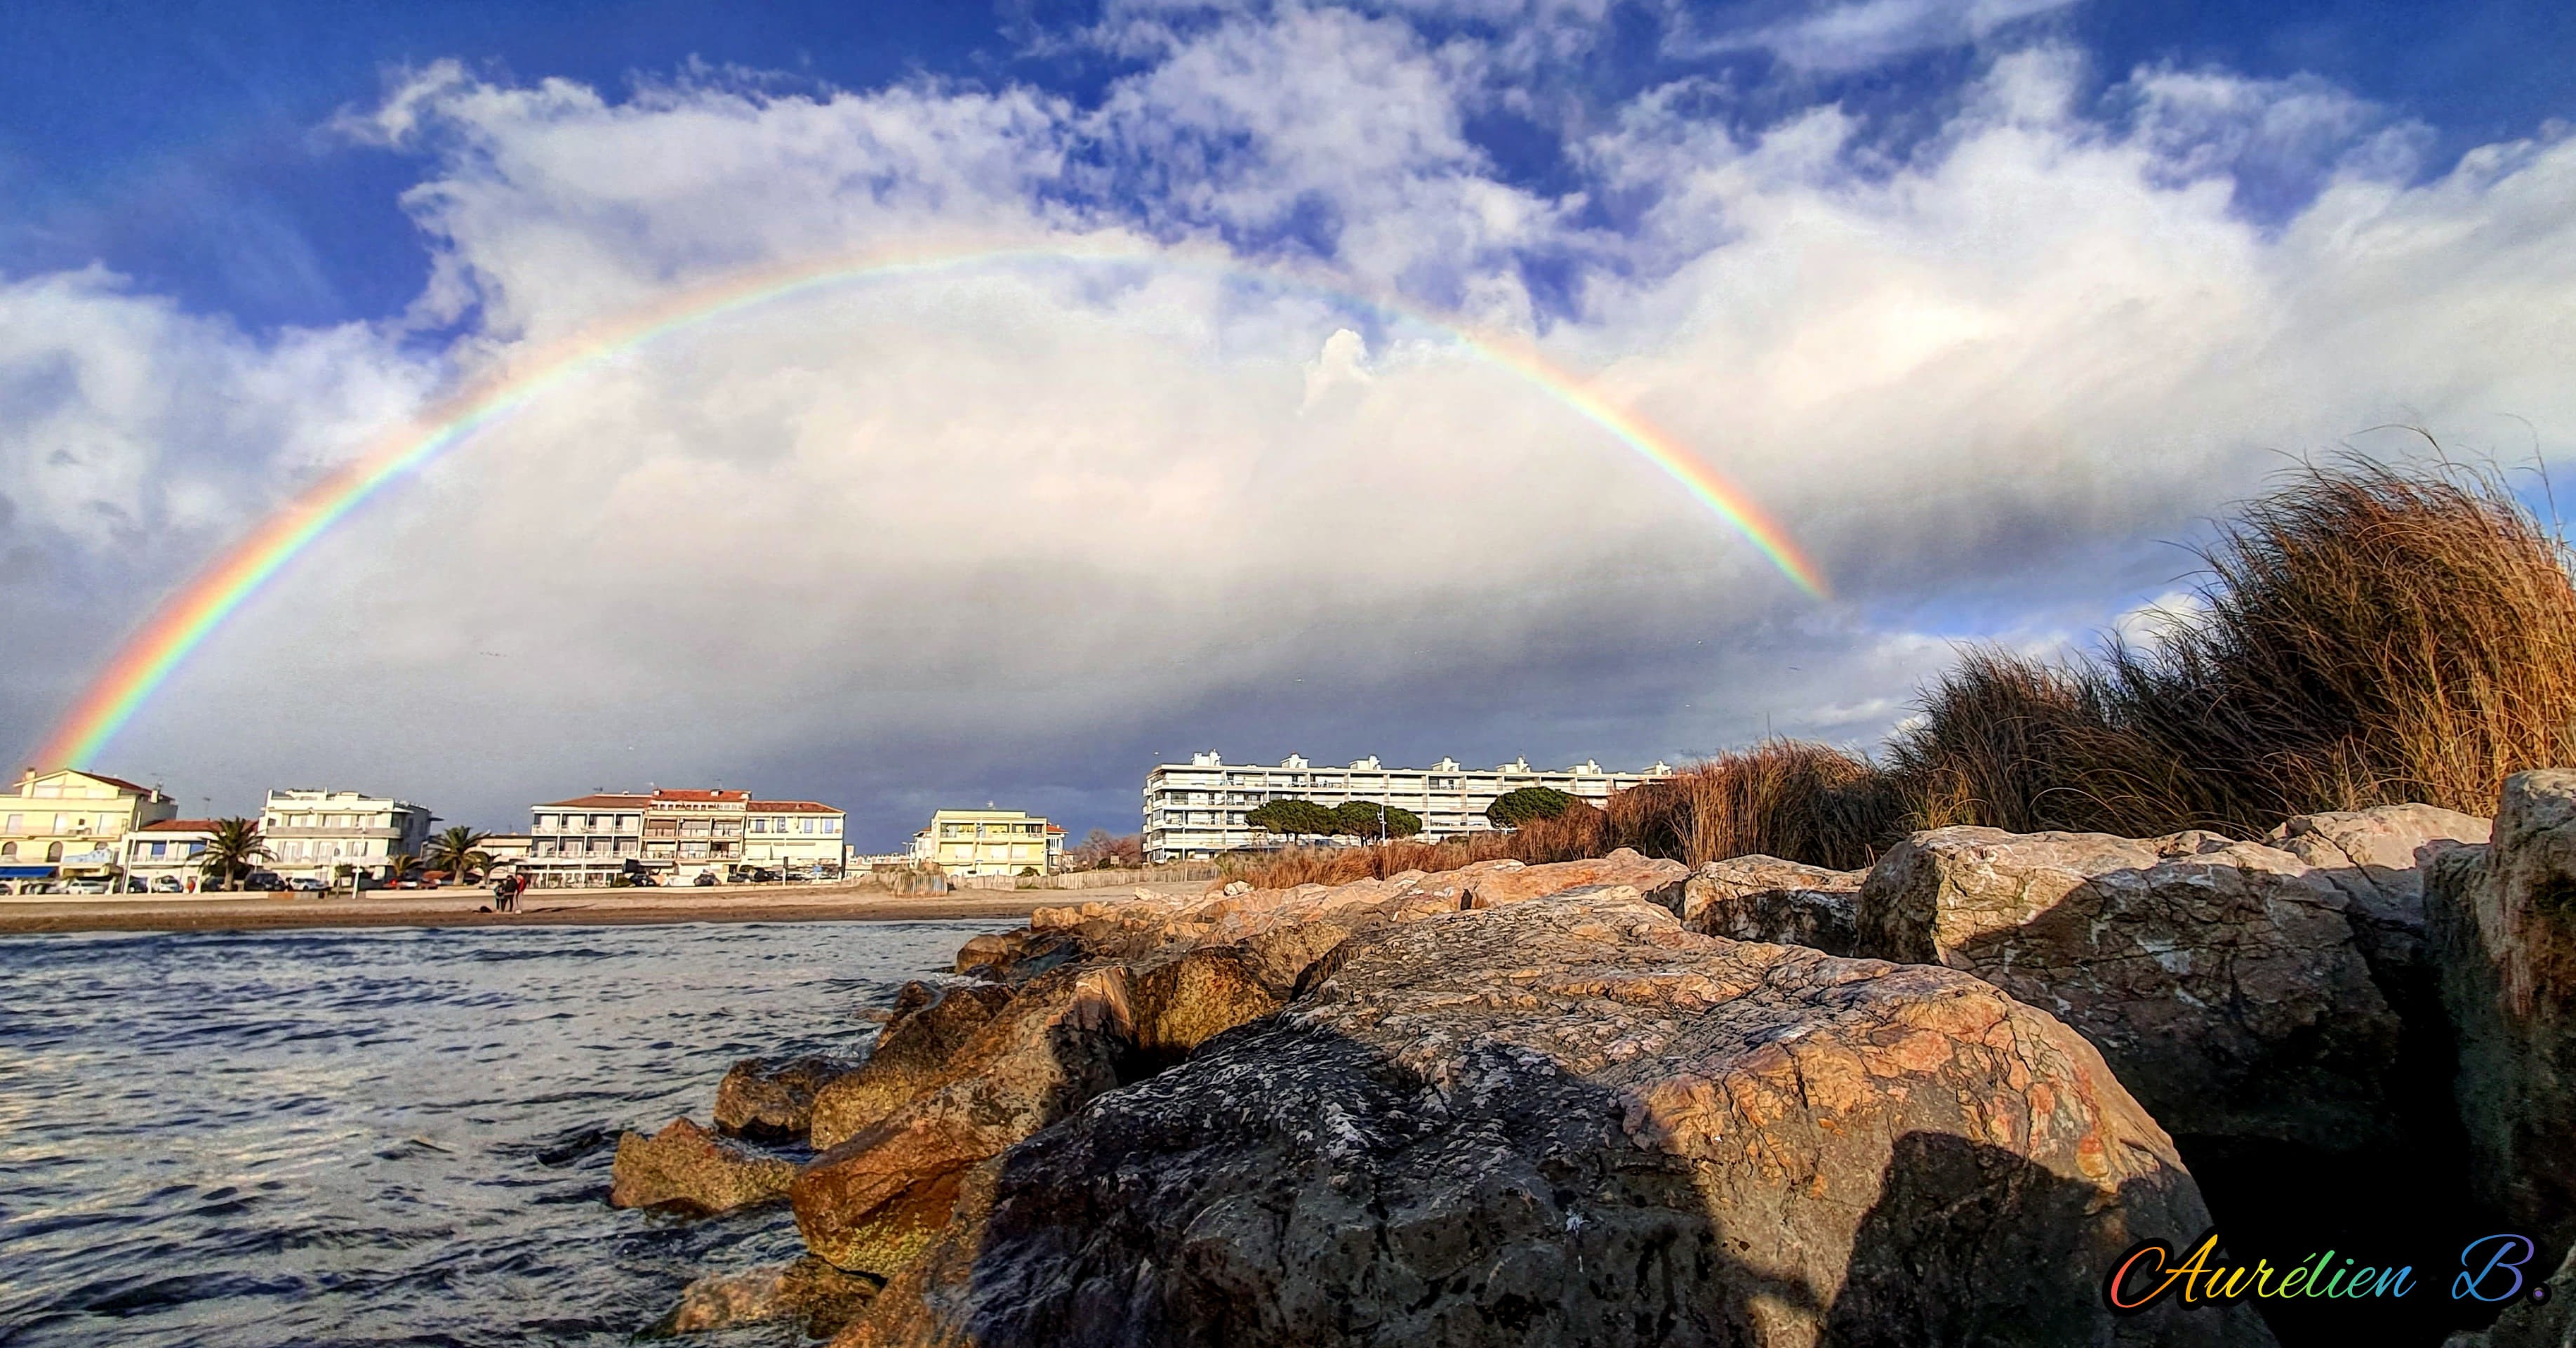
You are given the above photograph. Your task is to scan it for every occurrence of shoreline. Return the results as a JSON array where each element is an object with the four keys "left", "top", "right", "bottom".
[{"left": 0, "top": 885, "right": 1065, "bottom": 936}]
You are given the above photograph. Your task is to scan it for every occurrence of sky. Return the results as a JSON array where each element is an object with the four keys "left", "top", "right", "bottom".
[{"left": 3, "top": 0, "right": 2572, "bottom": 845}]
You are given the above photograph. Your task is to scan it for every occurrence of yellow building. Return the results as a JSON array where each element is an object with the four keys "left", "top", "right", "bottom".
[
  {"left": 0, "top": 768, "right": 178, "bottom": 892},
  {"left": 910, "top": 808, "right": 1054, "bottom": 877},
  {"left": 745, "top": 800, "right": 847, "bottom": 877}
]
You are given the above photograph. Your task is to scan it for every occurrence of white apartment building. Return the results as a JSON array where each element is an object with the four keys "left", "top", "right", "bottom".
[
  {"left": 1141, "top": 752, "right": 1675, "bottom": 861},
  {"left": 119, "top": 819, "right": 220, "bottom": 892},
  {"left": 524, "top": 793, "right": 649, "bottom": 889},
  {"left": 260, "top": 788, "right": 434, "bottom": 883},
  {"left": 524, "top": 788, "right": 849, "bottom": 887}
]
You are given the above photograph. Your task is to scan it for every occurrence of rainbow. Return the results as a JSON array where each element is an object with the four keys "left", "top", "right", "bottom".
[{"left": 27, "top": 237, "right": 1829, "bottom": 772}]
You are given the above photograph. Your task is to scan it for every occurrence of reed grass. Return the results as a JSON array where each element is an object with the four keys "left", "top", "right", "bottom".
[{"left": 1225, "top": 458, "right": 2576, "bottom": 888}]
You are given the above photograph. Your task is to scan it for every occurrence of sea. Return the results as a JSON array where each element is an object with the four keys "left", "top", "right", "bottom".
[{"left": 0, "top": 919, "right": 1011, "bottom": 1347}]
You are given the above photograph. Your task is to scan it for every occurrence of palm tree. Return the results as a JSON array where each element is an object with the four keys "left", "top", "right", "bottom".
[
  {"left": 381, "top": 851, "right": 421, "bottom": 887},
  {"left": 426, "top": 826, "right": 493, "bottom": 883},
  {"left": 199, "top": 818, "right": 270, "bottom": 893}
]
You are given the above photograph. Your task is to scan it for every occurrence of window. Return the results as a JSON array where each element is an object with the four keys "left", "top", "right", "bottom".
[
  {"left": 1, "top": 814, "right": 14, "bottom": 833},
  {"left": 149, "top": 841, "right": 166, "bottom": 859},
  {"left": 823, "top": 819, "right": 839, "bottom": 835},
  {"left": 750, "top": 818, "right": 767, "bottom": 833},
  {"left": 46, "top": 842, "right": 62, "bottom": 861},
  {"left": 800, "top": 818, "right": 815, "bottom": 834},
  {"left": 0, "top": 842, "right": 12, "bottom": 859}
]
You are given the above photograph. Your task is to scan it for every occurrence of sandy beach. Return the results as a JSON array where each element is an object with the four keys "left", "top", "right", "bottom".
[{"left": 0, "top": 881, "right": 1120, "bottom": 936}]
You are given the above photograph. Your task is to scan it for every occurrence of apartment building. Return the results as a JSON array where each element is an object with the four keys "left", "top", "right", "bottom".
[
  {"left": 910, "top": 808, "right": 1056, "bottom": 877},
  {"left": 524, "top": 793, "right": 649, "bottom": 888},
  {"left": 1141, "top": 751, "right": 1675, "bottom": 861},
  {"left": 260, "top": 788, "right": 435, "bottom": 883},
  {"left": 744, "top": 801, "right": 847, "bottom": 876},
  {"left": 0, "top": 767, "right": 178, "bottom": 890},
  {"left": 524, "top": 788, "right": 846, "bottom": 887},
  {"left": 120, "top": 819, "right": 220, "bottom": 892}
]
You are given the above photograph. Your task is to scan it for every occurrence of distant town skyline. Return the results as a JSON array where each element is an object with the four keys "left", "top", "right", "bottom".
[{"left": 6, "top": 1, "right": 2572, "bottom": 852}]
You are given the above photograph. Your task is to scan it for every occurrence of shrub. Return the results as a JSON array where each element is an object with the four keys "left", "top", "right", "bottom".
[
  {"left": 1487, "top": 786, "right": 1581, "bottom": 828},
  {"left": 1332, "top": 800, "right": 1422, "bottom": 839},
  {"left": 1246, "top": 800, "right": 1339, "bottom": 838}
]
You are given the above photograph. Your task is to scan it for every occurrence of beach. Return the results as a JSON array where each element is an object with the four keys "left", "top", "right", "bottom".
[{"left": 0, "top": 880, "right": 1197, "bottom": 936}]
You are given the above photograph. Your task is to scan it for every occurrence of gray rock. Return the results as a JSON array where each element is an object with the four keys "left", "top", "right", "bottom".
[
  {"left": 2269, "top": 803, "right": 2491, "bottom": 988},
  {"left": 2429, "top": 769, "right": 2576, "bottom": 1248},
  {"left": 1682, "top": 854, "right": 1864, "bottom": 955},
  {"left": 1854, "top": 826, "right": 2402, "bottom": 1150}
]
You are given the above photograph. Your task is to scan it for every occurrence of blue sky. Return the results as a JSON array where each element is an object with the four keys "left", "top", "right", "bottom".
[
  {"left": 9, "top": 1, "right": 2568, "bottom": 330},
  {"left": 3, "top": 1, "right": 2572, "bottom": 840}
]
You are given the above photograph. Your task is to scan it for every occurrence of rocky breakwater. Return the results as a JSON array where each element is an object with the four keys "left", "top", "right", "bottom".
[
  {"left": 840, "top": 887, "right": 2257, "bottom": 1347},
  {"left": 639, "top": 851, "right": 2253, "bottom": 1347}
]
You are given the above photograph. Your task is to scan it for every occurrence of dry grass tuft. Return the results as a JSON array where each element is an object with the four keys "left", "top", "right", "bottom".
[
  {"left": 1890, "top": 456, "right": 2576, "bottom": 834},
  {"left": 1225, "top": 458, "right": 2576, "bottom": 889}
]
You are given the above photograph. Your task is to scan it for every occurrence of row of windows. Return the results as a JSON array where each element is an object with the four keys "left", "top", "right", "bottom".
[
  {"left": 938, "top": 822, "right": 1044, "bottom": 838},
  {"left": 267, "top": 812, "right": 399, "bottom": 829},
  {"left": 0, "top": 841, "right": 69, "bottom": 861},
  {"left": 128, "top": 840, "right": 209, "bottom": 859},
  {"left": 1, "top": 813, "right": 116, "bottom": 834},
  {"left": 9, "top": 784, "right": 115, "bottom": 800}
]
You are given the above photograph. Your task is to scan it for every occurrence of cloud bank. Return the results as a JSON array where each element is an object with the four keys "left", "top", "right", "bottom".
[{"left": 3, "top": 11, "right": 2572, "bottom": 843}]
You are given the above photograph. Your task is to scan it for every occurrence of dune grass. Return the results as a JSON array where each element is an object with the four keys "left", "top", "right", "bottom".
[{"left": 1223, "top": 458, "right": 2576, "bottom": 888}]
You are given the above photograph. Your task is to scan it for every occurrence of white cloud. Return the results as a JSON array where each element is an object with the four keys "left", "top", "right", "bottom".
[
  {"left": 1686, "top": 0, "right": 2080, "bottom": 74},
  {"left": 4, "top": 21, "right": 2574, "bottom": 839}
]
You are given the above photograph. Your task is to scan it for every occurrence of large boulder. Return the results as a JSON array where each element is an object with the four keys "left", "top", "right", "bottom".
[
  {"left": 793, "top": 965, "right": 1138, "bottom": 1272},
  {"left": 2429, "top": 770, "right": 2576, "bottom": 1248},
  {"left": 832, "top": 892, "right": 2269, "bottom": 1348},
  {"left": 609, "top": 1117, "right": 795, "bottom": 1214},
  {"left": 809, "top": 981, "right": 1017, "bottom": 1151},
  {"left": 2269, "top": 804, "right": 2492, "bottom": 987},
  {"left": 1413, "top": 847, "right": 1689, "bottom": 911},
  {"left": 715, "top": 1055, "right": 854, "bottom": 1141},
  {"left": 1682, "top": 854, "right": 1864, "bottom": 955},
  {"left": 1854, "top": 826, "right": 2403, "bottom": 1150}
]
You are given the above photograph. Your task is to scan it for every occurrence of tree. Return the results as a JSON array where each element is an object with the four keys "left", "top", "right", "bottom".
[
  {"left": 1332, "top": 800, "right": 1422, "bottom": 840},
  {"left": 199, "top": 818, "right": 270, "bottom": 893},
  {"left": 427, "top": 826, "right": 493, "bottom": 883},
  {"left": 1069, "top": 828, "right": 1146, "bottom": 869},
  {"left": 383, "top": 851, "right": 422, "bottom": 887},
  {"left": 1246, "top": 799, "right": 1339, "bottom": 838},
  {"left": 1487, "top": 786, "right": 1579, "bottom": 828}
]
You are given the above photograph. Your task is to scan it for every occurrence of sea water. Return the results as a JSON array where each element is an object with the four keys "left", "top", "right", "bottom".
[{"left": 0, "top": 920, "right": 1007, "bottom": 1346}]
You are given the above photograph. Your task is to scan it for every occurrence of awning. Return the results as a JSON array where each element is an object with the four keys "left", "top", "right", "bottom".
[{"left": 0, "top": 865, "right": 58, "bottom": 879}]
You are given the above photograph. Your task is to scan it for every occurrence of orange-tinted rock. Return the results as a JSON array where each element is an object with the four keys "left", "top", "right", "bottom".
[
  {"left": 714, "top": 1055, "right": 852, "bottom": 1141},
  {"left": 1855, "top": 826, "right": 2401, "bottom": 1149},
  {"left": 834, "top": 891, "right": 2265, "bottom": 1347},
  {"left": 651, "top": 1255, "right": 879, "bottom": 1337},
  {"left": 809, "top": 982, "right": 1016, "bottom": 1150},
  {"left": 609, "top": 1117, "right": 794, "bottom": 1214},
  {"left": 793, "top": 966, "right": 1135, "bottom": 1271}
]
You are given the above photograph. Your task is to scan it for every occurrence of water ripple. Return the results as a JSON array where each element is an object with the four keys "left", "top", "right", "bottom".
[{"left": 0, "top": 920, "right": 1002, "bottom": 1347}]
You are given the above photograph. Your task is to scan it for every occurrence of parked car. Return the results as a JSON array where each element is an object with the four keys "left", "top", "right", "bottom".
[
  {"left": 288, "top": 877, "right": 325, "bottom": 892},
  {"left": 150, "top": 875, "right": 186, "bottom": 893},
  {"left": 62, "top": 878, "right": 111, "bottom": 895},
  {"left": 246, "top": 871, "right": 285, "bottom": 890},
  {"left": 691, "top": 871, "right": 717, "bottom": 887}
]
